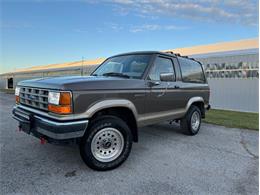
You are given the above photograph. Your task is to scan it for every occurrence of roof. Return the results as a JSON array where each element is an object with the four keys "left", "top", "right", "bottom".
[
  {"left": 1, "top": 38, "right": 258, "bottom": 75},
  {"left": 110, "top": 51, "right": 176, "bottom": 58}
]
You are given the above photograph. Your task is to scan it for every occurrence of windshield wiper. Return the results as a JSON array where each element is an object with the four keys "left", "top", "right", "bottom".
[{"left": 102, "top": 72, "right": 130, "bottom": 78}]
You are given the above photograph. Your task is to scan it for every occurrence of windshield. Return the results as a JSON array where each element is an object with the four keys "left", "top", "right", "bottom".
[{"left": 92, "top": 54, "right": 151, "bottom": 79}]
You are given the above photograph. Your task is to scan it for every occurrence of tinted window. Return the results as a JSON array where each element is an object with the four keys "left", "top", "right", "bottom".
[
  {"left": 92, "top": 54, "right": 151, "bottom": 79},
  {"left": 148, "top": 57, "right": 175, "bottom": 81},
  {"left": 178, "top": 57, "right": 205, "bottom": 83}
]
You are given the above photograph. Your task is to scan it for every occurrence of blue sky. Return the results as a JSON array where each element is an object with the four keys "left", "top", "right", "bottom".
[{"left": 0, "top": 0, "right": 258, "bottom": 73}]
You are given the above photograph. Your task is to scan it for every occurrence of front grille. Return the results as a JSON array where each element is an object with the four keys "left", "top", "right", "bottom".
[{"left": 19, "top": 87, "right": 49, "bottom": 111}]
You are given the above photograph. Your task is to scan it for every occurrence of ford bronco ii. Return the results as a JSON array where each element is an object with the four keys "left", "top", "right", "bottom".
[{"left": 13, "top": 51, "right": 210, "bottom": 170}]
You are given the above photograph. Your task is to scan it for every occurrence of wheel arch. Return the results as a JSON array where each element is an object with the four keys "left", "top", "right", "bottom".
[
  {"left": 185, "top": 97, "right": 205, "bottom": 118},
  {"left": 86, "top": 100, "right": 139, "bottom": 142}
]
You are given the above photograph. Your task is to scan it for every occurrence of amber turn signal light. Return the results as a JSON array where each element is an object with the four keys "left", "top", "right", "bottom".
[
  {"left": 16, "top": 96, "right": 20, "bottom": 103},
  {"left": 48, "top": 104, "right": 72, "bottom": 114},
  {"left": 59, "top": 92, "right": 71, "bottom": 105}
]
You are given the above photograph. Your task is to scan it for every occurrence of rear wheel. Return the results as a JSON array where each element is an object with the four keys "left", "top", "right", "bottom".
[
  {"left": 180, "top": 105, "right": 201, "bottom": 135},
  {"left": 80, "top": 116, "right": 132, "bottom": 171}
]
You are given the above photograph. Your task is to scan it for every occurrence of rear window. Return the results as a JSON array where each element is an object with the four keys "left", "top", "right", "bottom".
[{"left": 178, "top": 57, "right": 206, "bottom": 83}]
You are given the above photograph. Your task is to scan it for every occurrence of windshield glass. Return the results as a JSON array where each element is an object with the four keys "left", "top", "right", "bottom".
[{"left": 92, "top": 54, "right": 151, "bottom": 79}]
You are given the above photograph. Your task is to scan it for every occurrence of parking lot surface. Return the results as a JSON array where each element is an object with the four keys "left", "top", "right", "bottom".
[{"left": 0, "top": 92, "right": 258, "bottom": 194}]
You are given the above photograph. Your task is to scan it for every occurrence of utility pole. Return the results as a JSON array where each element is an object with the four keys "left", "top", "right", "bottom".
[{"left": 81, "top": 56, "right": 84, "bottom": 76}]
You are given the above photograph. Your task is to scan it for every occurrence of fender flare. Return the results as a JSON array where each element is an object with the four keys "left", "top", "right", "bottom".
[
  {"left": 185, "top": 97, "right": 204, "bottom": 112},
  {"left": 84, "top": 99, "right": 138, "bottom": 120}
]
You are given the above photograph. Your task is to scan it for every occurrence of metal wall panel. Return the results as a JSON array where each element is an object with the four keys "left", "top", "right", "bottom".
[{"left": 208, "top": 78, "right": 259, "bottom": 112}]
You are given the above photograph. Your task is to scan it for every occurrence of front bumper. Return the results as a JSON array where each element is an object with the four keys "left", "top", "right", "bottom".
[{"left": 12, "top": 105, "right": 88, "bottom": 142}]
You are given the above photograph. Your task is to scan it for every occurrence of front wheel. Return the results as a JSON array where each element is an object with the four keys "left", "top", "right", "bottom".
[
  {"left": 80, "top": 116, "right": 132, "bottom": 171},
  {"left": 180, "top": 105, "right": 202, "bottom": 135}
]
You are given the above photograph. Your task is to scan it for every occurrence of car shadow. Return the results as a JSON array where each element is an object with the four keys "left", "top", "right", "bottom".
[{"left": 140, "top": 122, "right": 185, "bottom": 136}]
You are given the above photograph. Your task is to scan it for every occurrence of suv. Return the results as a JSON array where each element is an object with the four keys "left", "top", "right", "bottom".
[{"left": 13, "top": 51, "right": 210, "bottom": 170}]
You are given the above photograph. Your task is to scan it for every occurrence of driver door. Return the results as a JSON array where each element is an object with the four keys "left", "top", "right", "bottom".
[{"left": 143, "top": 56, "right": 182, "bottom": 124}]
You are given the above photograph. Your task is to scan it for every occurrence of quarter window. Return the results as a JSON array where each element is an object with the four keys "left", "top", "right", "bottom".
[
  {"left": 148, "top": 57, "right": 175, "bottom": 81},
  {"left": 178, "top": 57, "right": 206, "bottom": 83}
]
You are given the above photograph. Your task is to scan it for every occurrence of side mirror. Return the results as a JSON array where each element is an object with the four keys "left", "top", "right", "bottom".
[{"left": 160, "top": 72, "right": 174, "bottom": 82}]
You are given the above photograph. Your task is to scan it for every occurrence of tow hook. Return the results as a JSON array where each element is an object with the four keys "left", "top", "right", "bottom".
[{"left": 40, "top": 137, "right": 47, "bottom": 145}]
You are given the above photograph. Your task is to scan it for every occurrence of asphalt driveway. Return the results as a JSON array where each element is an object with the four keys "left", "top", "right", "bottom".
[{"left": 0, "top": 92, "right": 258, "bottom": 194}]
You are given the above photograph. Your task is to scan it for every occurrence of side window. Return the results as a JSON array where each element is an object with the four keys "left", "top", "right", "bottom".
[
  {"left": 148, "top": 57, "right": 175, "bottom": 81},
  {"left": 179, "top": 57, "right": 206, "bottom": 83}
]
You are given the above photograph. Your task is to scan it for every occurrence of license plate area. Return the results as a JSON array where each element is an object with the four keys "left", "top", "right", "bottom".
[
  {"left": 20, "top": 122, "right": 31, "bottom": 134},
  {"left": 13, "top": 109, "right": 32, "bottom": 133}
]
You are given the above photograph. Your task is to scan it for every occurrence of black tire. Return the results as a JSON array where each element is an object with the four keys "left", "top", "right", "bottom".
[
  {"left": 180, "top": 105, "right": 201, "bottom": 135},
  {"left": 79, "top": 115, "right": 132, "bottom": 171}
]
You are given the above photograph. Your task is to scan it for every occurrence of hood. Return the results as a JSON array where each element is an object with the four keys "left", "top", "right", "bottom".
[{"left": 18, "top": 76, "right": 144, "bottom": 91}]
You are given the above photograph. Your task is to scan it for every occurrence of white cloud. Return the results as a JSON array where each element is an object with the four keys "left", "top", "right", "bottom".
[
  {"left": 104, "top": 22, "right": 123, "bottom": 31},
  {"left": 130, "top": 24, "right": 188, "bottom": 33},
  {"left": 130, "top": 24, "right": 160, "bottom": 32},
  {"left": 105, "top": 0, "right": 258, "bottom": 26}
]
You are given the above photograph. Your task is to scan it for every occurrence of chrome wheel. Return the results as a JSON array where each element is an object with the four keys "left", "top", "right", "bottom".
[
  {"left": 91, "top": 127, "right": 124, "bottom": 162},
  {"left": 191, "top": 111, "right": 200, "bottom": 131}
]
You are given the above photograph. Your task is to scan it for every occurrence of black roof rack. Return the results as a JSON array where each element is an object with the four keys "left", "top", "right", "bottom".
[
  {"left": 165, "top": 51, "right": 174, "bottom": 54},
  {"left": 164, "top": 51, "right": 182, "bottom": 57},
  {"left": 163, "top": 51, "right": 199, "bottom": 62},
  {"left": 164, "top": 51, "right": 181, "bottom": 56}
]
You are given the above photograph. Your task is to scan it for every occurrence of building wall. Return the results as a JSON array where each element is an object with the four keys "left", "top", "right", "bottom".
[
  {"left": 196, "top": 49, "right": 259, "bottom": 112},
  {"left": 0, "top": 65, "right": 98, "bottom": 90},
  {"left": 197, "top": 50, "right": 258, "bottom": 79},
  {"left": 0, "top": 77, "right": 6, "bottom": 89},
  {"left": 208, "top": 78, "right": 258, "bottom": 112}
]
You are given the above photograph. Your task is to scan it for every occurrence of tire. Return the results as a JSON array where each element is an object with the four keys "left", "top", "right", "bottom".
[
  {"left": 80, "top": 115, "right": 132, "bottom": 171},
  {"left": 180, "top": 105, "right": 201, "bottom": 135}
]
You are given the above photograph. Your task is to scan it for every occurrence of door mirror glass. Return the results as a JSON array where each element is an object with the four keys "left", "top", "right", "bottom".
[{"left": 160, "top": 73, "right": 175, "bottom": 82}]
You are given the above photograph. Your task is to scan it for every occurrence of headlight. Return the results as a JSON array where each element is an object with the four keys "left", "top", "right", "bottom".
[
  {"left": 15, "top": 87, "right": 20, "bottom": 96},
  {"left": 48, "top": 91, "right": 60, "bottom": 105},
  {"left": 48, "top": 91, "right": 72, "bottom": 114}
]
